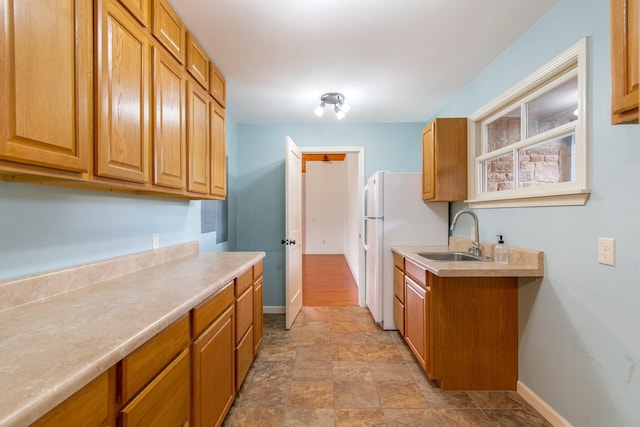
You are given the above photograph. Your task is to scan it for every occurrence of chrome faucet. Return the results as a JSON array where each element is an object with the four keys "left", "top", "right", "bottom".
[{"left": 450, "top": 209, "right": 482, "bottom": 257}]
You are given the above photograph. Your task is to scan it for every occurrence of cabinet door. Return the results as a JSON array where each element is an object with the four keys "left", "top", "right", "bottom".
[
  {"left": 119, "top": 348, "right": 190, "bottom": 427},
  {"left": 210, "top": 100, "right": 227, "bottom": 198},
  {"left": 152, "top": 45, "right": 186, "bottom": 189},
  {"left": 0, "top": 0, "right": 91, "bottom": 172},
  {"left": 253, "top": 277, "right": 264, "bottom": 355},
  {"left": 421, "top": 123, "right": 436, "bottom": 200},
  {"left": 96, "top": 0, "right": 150, "bottom": 183},
  {"left": 186, "top": 79, "right": 210, "bottom": 194},
  {"left": 192, "top": 305, "right": 235, "bottom": 427},
  {"left": 117, "top": 0, "right": 149, "bottom": 27},
  {"left": 186, "top": 32, "right": 209, "bottom": 90},
  {"left": 393, "top": 296, "right": 405, "bottom": 337},
  {"left": 404, "top": 275, "right": 426, "bottom": 369},
  {"left": 152, "top": 0, "right": 185, "bottom": 64},
  {"left": 209, "top": 61, "right": 226, "bottom": 107},
  {"left": 236, "top": 324, "right": 254, "bottom": 390},
  {"left": 611, "top": 0, "right": 639, "bottom": 124}
]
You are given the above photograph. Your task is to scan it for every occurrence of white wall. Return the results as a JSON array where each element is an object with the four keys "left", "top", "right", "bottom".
[
  {"left": 304, "top": 161, "right": 345, "bottom": 254},
  {"left": 343, "top": 153, "right": 360, "bottom": 285}
]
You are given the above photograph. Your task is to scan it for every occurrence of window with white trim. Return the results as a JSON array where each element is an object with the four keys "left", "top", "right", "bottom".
[{"left": 467, "top": 38, "right": 590, "bottom": 208}]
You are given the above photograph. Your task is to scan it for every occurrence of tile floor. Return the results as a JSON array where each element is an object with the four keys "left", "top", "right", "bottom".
[{"left": 223, "top": 306, "right": 551, "bottom": 426}]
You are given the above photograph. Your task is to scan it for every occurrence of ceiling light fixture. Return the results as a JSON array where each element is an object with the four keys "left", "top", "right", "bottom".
[{"left": 314, "top": 92, "right": 351, "bottom": 119}]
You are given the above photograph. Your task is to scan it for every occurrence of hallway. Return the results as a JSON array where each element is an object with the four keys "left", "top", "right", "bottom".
[
  {"left": 302, "top": 255, "right": 358, "bottom": 306},
  {"left": 223, "top": 307, "right": 551, "bottom": 426}
]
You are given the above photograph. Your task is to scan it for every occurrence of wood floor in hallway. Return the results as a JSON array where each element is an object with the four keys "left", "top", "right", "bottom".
[{"left": 302, "top": 254, "right": 358, "bottom": 306}]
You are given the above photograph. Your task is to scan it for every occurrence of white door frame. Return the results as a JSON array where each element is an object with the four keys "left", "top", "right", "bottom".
[{"left": 300, "top": 146, "right": 366, "bottom": 307}]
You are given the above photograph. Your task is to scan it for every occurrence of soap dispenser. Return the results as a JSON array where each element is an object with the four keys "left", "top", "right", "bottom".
[{"left": 495, "top": 235, "right": 508, "bottom": 264}]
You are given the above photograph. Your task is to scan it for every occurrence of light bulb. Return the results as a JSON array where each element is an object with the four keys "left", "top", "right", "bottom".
[
  {"left": 314, "top": 104, "right": 324, "bottom": 117},
  {"left": 340, "top": 102, "right": 351, "bottom": 113},
  {"left": 336, "top": 109, "right": 346, "bottom": 120}
]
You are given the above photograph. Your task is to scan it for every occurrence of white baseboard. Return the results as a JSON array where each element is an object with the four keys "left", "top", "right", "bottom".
[
  {"left": 264, "top": 306, "right": 285, "bottom": 314},
  {"left": 517, "top": 380, "right": 573, "bottom": 427}
]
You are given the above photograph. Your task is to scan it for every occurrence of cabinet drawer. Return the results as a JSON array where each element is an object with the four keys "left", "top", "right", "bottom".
[
  {"left": 393, "top": 266, "right": 404, "bottom": 303},
  {"left": 235, "top": 324, "right": 254, "bottom": 390},
  {"left": 235, "top": 285, "right": 253, "bottom": 344},
  {"left": 236, "top": 267, "right": 253, "bottom": 296},
  {"left": 405, "top": 258, "right": 427, "bottom": 288},
  {"left": 393, "top": 252, "right": 404, "bottom": 270},
  {"left": 393, "top": 296, "right": 405, "bottom": 336},
  {"left": 119, "top": 347, "right": 190, "bottom": 427},
  {"left": 120, "top": 314, "right": 189, "bottom": 402},
  {"left": 152, "top": 0, "right": 186, "bottom": 64},
  {"left": 191, "top": 281, "right": 234, "bottom": 338},
  {"left": 253, "top": 259, "right": 264, "bottom": 279},
  {"left": 32, "top": 369, "right": 112, "bottom": 427}
]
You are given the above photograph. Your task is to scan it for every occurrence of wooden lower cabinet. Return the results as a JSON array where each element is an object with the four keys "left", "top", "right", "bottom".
[
  {"left": 192, "top": 305, "right": 235, "bottom": 427},
  {"left": 397, "top": 253, "right": 518, "bottom": 391},
  {"left": 32, "top": 369, "right": 115, "bottom": 427},
  {"left": 119, "top": 348, "right": 190, "bottom": 427},
  {"left": 31, "top": 260, "right": 264, "bottom": 427}
]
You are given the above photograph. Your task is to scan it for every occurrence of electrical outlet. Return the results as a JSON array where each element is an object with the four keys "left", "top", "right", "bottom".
[
  {"left": 470, "top": 226, "right": 476, "bottom": 240},
  {"left": 598, "top": 237, "right": 615, "bottom": 266},
  {"left": 152, "top": 233, "right": 159, "bottom": 250}
]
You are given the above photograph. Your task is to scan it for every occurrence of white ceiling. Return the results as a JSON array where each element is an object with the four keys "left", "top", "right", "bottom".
[{"left": 168, "top": 0, "right": 559, "bottom": 124}]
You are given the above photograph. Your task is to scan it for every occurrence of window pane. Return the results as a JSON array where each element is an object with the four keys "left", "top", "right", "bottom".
[
  {"left": 483, "top": 152, "right": 514, "bottom": 193},
  {"left": 518, "top": 133, "right": 575, "bottom": 188},
  {"left": 526, "top": 76, "right": 578, "bottom": 138},
  {"left": 486, "top": 106, "right": 521, "bottom": 152}
]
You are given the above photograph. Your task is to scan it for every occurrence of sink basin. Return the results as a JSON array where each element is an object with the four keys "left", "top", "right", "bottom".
[{"left": 417, "top": 252, "right": 493, "bottom": 262}]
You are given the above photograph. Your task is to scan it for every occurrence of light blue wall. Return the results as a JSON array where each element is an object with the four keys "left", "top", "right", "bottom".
[
  {"left": 234, "top": 123, "right": 424, "bottom": 307},
  {"left": 437, "top": 0, "right": 639, "bottom": 425},
  {"left": 0, "top": 118, "right": 240, "bottom": 282}
]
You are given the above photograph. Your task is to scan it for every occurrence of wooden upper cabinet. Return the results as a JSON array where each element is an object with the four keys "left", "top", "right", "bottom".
[
  {"left": 153, "top": 46, "right": 187, "bottom": 189},
  {"left": 117, "top": 0, "right": 150, "bottom": 27},
  {"left": 186, "top": 32, "right": 210, "bottom": 90},
  {"left": 611, "top": 0, "right": 639, "bottom": 124},
  {"left": 209, "top": 61, "right": 227, "bottom": 107},
  {"left": 0, "top": 0, "right": 91, "bottom": 173},
  {"left": 187, "top": 79, "right": 211, "bottom": 194},
  {"left": 96, "top": 0, "right": 151, "bottom": 184},
  {"left": 152, "top": 0, "right": 186, "bottom": 64},
  {"left": 210, "top": 100, "right": 227, "bottom": 198},
  {"left": 422, "top": 118, "right": 468, "bottom": 202}
]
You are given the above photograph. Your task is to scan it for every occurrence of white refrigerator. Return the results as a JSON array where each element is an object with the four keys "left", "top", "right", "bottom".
[{"left": 363, "top": 171, "right": 449, "bottom": 330}]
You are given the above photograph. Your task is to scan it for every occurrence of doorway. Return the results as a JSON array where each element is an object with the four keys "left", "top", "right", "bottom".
[{"left": 299, "top": 147, "right": 365, "bottom": 307}]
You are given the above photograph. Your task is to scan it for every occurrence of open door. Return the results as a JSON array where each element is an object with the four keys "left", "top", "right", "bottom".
[{"left": 284, "top": 136, "right": 302, "bottom": 329}]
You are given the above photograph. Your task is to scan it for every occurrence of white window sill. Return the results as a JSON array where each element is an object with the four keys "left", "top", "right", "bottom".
[{"left": 466, "top": 189, "right": 590, "bottom": 208}]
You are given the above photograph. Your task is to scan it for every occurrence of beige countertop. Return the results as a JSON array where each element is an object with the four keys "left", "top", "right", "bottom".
[
  {"left": 393, "top": 237, "right": 544, "bottom": 278},
  {"left": 0, "top": 244, "right": 265, "bottom": 427}
]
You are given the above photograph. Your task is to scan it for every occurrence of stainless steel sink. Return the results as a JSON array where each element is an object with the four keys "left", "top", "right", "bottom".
[{"left": 417, "top": 252, "right": 493, "bottom": 262}]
